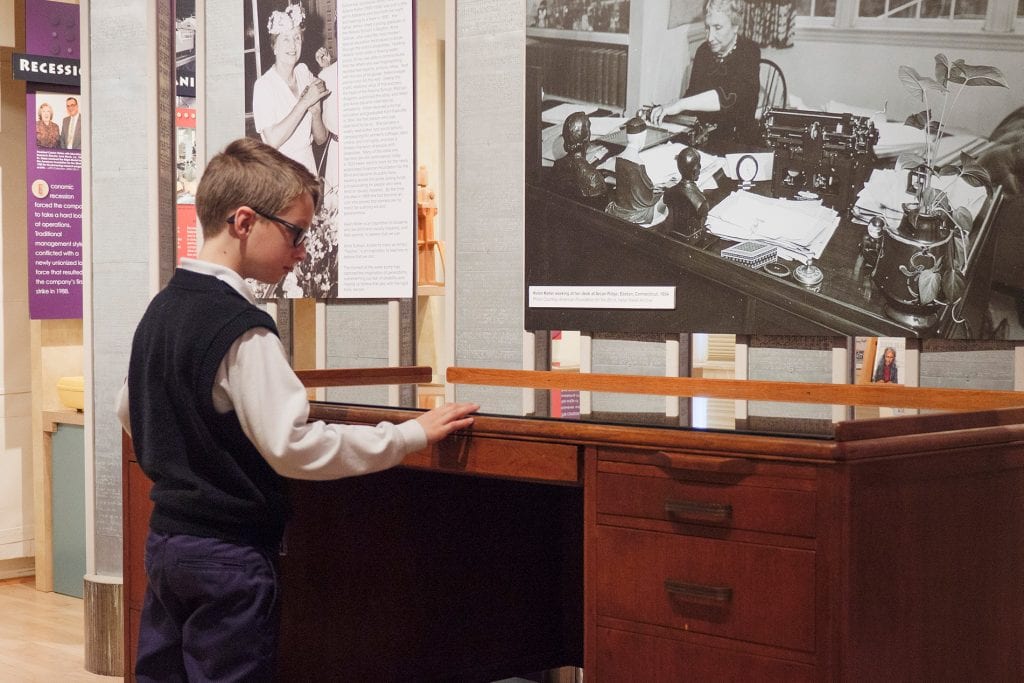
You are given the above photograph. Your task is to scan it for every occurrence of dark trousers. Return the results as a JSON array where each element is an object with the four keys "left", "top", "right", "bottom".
[{"left": 136, "top": 530, "right": 279, "bottom": 682}]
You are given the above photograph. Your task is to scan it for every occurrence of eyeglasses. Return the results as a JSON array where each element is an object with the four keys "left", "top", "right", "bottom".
[{"left": 227, "top": 207, "right": 308, "bottom": 247}]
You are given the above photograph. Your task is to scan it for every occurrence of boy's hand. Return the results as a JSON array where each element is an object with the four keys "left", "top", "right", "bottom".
[{"left": 415, "top": 402, "right": 479, "bottom": 444}]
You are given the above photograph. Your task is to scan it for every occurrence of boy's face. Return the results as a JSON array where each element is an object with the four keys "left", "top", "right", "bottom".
[{"left": 241, "top": 193, "right": 313, "bottom": 284}]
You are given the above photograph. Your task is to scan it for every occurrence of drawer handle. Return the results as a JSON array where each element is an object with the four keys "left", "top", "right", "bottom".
[
  {"left": 664, "top": 579, "right": 733, "bottom": 604},
  {"left": 654, "top": 451, "right": 750, "bottom": 474},
  {"left": 664, "top": 499, "right": 732, "bottom": 523}
]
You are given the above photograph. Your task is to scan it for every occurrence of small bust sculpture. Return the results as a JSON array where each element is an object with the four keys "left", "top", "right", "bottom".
[
  {"left": 550, "top": 111, "right": 607, "bottom": 202},
  {"left": 605, "top": 116, "right": 662, "bottom": 224},
  {"left": 661, "top": 147, "right": 708, "bottom": 240}
]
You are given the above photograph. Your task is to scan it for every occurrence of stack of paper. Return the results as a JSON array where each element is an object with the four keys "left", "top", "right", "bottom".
[
  {"left": 853, "top": 167, "right": 987, "bottom": 227},
  {"left": 851, "top": 168, "right": 913, "bottom": 226},
  {"left": 588, "top": 116, "right": 628, "bottom": 136},
  {"left": 706, "top": 190, "right": 841, "bottom": 262},
  {"left": 541, "top": 103, "right": 598, "bottom": 126},
  {"left": 873, "top": 121, "right": 926, "bottom": 158},
  {"left": 598, "top": 142, "right": 724, "bottom": 191}
]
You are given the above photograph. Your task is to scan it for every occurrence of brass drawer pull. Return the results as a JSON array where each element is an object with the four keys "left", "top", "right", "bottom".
[
  {"left": 664, "top": 579, "right": 733, "bottom": 604},
  {"left": 664, "top": 499, "right": 732, "bottom": 522}
]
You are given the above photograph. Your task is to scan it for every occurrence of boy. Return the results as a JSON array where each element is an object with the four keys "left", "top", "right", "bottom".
[{"left": 116, "top": 137, "right": 478, "bottom": 681}]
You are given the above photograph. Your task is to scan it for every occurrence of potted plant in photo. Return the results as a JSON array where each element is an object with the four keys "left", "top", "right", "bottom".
[{"left": 873, "top": 53, "right": 1008, "bottom": 332}]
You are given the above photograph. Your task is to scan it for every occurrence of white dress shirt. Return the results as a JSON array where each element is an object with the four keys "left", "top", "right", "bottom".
[{"left": 116, "top": 258, "right": 426, "bottom": 480}]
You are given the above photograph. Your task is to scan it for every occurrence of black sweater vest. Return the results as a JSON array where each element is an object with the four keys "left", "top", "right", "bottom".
[{"left": 128, "top": 269, "right": 287, "bottom": 549}]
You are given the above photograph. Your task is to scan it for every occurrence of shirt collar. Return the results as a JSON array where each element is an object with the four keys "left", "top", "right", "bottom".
[{"left": 179, "top": 258, "right": 258, "bottom": 305}]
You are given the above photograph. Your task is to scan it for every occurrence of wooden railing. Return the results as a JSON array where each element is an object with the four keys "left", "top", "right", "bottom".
[
  {"left": 295, "top": 366, "right": 432, "bottom": 388},
  {"left": 446, "top": 367, "right": 1024, "bottom": 412}
]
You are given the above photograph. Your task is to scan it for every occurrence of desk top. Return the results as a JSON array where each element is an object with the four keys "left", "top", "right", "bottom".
[
  {"left": 530, "top": 101, "right": 1007, "bottom": 338},
  {"left": 525, "top": 179, "right": 1002, "bottom": 338},
  {"left": 310, "top": 400, "right": 1024, "bottom": 463}
]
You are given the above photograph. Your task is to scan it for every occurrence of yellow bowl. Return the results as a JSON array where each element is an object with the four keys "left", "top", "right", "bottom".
[{"left": 57, "top": 376, "right": 85, "bottom": 410}]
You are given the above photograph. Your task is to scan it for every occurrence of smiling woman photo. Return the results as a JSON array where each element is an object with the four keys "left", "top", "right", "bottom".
[
  {"left": 247, "top": 1, "right": 338, "bottom": 299},
  {"left": 35, "top": 101, "right": 61, "bottom": 149},
  {"left": 251, "top": 2, "right": 329, "bottom": 175}
]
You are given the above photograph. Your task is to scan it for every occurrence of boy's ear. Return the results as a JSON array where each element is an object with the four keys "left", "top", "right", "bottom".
[{"left": 227, "top": 206, "right": 257, "bottom": 239}]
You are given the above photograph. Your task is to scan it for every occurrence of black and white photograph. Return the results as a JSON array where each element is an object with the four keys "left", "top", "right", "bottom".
[
  {"left": 244, "top": 0, "right": 340, "bottom": 299},
  {"left": 176, "top": 0, "right": 197, "bottom": 99},
  {"left": 524, "top": 0, "right": 1024, "bottom": 339}
]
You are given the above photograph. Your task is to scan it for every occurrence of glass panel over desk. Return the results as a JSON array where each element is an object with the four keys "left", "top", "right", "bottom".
[{"left": 307, "top": 367, "right": 1024, "bottom": 441}]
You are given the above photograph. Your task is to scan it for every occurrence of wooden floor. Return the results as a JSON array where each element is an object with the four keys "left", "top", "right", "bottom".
[
  {"left": 0, "top": 577, "right": 119, "bottom": 681},
  {"left": 0, "top": 575, "right": 575, "bottom": 682}
]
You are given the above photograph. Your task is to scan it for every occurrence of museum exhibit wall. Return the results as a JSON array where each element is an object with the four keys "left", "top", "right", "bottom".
[
  {"left": 77, "top": 0, "right": 1024, "bottom": 581},
  {"left": 204, "top": 1, "right": 392, "bottom": 408},
  {"left": 88, "top": 0, "right": 155, "bottom": 576},
  {"left": 458, "top": 0, "right": 1024, "bottom": 415}
]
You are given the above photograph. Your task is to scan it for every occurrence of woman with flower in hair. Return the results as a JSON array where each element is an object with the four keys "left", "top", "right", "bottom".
[{"left": 251, "top": 2, "right": 329, "bottom": 175}]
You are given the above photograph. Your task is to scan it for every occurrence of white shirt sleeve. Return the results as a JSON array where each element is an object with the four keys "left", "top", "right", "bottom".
[
  {"left": 215, "top": 327, "right": 427, "bottom": 481},
  {"left": 116, "top": 380, "right": 131, "bottom": 437}
]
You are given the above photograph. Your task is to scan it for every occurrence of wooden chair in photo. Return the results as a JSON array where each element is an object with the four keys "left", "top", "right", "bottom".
[{"left": 757, "top": 58, "right": 787, "bottom": 120}]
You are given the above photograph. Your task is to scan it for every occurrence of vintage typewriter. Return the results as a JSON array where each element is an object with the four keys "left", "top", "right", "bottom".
[{"left": 762, "top": 108, "right": 879, "bottom": 211}]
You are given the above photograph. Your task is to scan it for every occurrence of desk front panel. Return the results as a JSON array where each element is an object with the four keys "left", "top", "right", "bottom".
[
  {"left": 595, "top": 525, "right": 816, "bottom": 652},
  {"left": 596, "top": 627, "right": 815, "bottom": 681}
]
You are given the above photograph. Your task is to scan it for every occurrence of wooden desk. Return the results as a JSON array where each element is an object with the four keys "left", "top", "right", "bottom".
[
  {"left": 123, "top": 398, "right": 1024, "bottom": 680},
  {"left": 524, "top": 180, "right": 1003, "bottom": 338}
]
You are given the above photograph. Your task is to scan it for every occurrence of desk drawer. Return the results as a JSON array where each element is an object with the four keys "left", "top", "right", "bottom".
[
  {"left": 597, "top": 469, "right": 816, "bottom": 538},
  {"left": 595, "top": 525, "right": 815, "bottom": 652},
  {"left": 596, "top": 626, "right": 813, "bottom": 682},
  {"left": 402, "top": 436, "right": 579, "bottom": 483}
]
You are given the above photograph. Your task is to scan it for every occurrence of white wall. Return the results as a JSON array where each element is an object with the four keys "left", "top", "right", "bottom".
[
  {"left": 0, "top": 0, "right": 14, "bottom": 48},
  {"left": 766, "top": 34, "right": 1024, "bottom": 137},
  {"left": 0, "top": 43, "right": 34, "bottom": 565}
]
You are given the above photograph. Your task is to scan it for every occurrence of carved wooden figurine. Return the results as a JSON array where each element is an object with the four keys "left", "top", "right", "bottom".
[{"left": 417, "top": 165, "right": 445, "bottom": 286}]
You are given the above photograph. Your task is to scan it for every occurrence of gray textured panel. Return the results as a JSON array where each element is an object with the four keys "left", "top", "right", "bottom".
[
  {"left": 88, "top": 0, "right": 154, "bottom": 575},
  {"left": 453, "top": 2, "right": 525, "bottom": 415},
  {"left": 93, "top": 534, "right": 122, "bottom": 579},
  {"left": 590, "top": 337, "right": 666, "bottom": 413},
  {"left": 324, "top": 302, "right": 390, "bottom": 405},
  {"left": 748, "top": 347, "right": 832, "bottom": 419},
  {"left": 920, "top": 349, "right": 1015, "bottom": 391},
  {"left": 205, "top": 1, "right": 246, "bottom": 153}
]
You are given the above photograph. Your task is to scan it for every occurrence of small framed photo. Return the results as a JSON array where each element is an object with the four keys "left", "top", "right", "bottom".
[{"left": 905, "top": 167, "right": 926, "bottom": 195}]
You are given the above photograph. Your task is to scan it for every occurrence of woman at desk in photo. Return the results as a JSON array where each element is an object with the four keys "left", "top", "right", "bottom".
[
  {"left": 35, "top": 102, "right": 61, "bottom": 149},
  {"left": 647, "top": 0, "right": 760, "bottom": 148},
  {"left": 251, "top": 2, "right": 329, "bottom": 176}
]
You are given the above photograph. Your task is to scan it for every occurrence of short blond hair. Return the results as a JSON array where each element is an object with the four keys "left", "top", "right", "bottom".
[{"left": 195, "top": 137, "right": 320, "bottom": 240}]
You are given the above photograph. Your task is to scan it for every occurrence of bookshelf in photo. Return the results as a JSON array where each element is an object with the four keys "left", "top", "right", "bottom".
[{"left": 526, "top": 38, "right": 628, "bottom": 111}]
